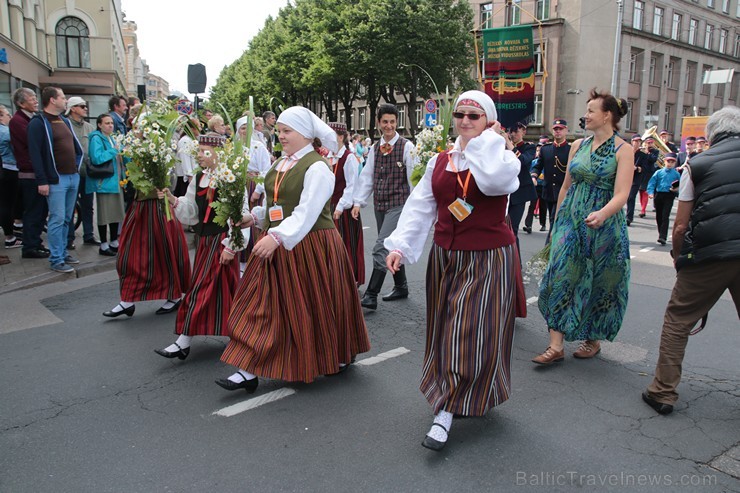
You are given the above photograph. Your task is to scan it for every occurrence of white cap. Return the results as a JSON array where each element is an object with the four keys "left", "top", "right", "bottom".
[{"left": 65, "top": 97, "right": 87, "bottom": 115}]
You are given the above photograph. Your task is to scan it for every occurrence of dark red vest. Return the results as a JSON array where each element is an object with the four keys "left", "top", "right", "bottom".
[
  {"left": 331, "top": 148, "right": 350, "bottom": 208},
  {"left": 432, "top": 152, "right": 515, "bottom": 251}
]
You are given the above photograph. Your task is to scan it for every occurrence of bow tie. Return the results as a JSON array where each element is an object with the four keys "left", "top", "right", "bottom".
[{"left": 380, "top": 143, "right": 393, "bottom": 156}]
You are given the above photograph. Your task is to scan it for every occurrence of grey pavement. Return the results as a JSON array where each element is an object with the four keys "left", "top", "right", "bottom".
[{"left": 0, "top": 203, "right": 738, "bottom": 492}]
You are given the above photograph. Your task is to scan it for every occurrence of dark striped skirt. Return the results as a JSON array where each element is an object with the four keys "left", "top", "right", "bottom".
[
  {"left": 117, "top": 199, "right": 191, "bottom": 302},
  {"left": 175, "top": 232, "right": 239, "bottom": 336},
  {"left": 332, "top": 205, "right": 365, "bottom": 285},
  {"left": 421, "top": 243, "right": 517, "bottom": 416},
  {"left": 221, "top": 228, "right": 371, "bottom": 383}
]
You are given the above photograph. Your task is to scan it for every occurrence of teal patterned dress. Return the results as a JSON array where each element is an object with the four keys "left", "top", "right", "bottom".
[{"left": 538, "top": 134, "right": 630, "bottom": 342}]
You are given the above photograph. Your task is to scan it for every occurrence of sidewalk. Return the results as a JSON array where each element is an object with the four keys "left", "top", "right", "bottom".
[{"left": 0, "top": 227, "right": 116, "bottom": 295}]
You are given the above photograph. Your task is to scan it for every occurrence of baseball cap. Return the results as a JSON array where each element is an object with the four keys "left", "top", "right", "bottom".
[
  {"left": 552, "top": 119, "right": 567, "bottom": 128},
  {"left": 65, "top": 96, "right": 87, "bottom": 114},
  {"left": 659, "top": 129, "right": 670, "bottom": 135},
  {"left": 631, "top": 134, "right": 642, "bottom": 141},
  {"left": 664, "top": 152, "right": 677, "bottom": 160}
]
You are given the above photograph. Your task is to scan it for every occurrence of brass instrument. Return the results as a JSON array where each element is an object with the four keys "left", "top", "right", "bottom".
[{"left": 641, "top": 126, "right": 672, "bottom": 168}]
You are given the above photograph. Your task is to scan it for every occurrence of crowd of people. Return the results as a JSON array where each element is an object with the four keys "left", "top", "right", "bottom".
[{"left": 0, "top": 84, "right": 737, "bottom": 452}]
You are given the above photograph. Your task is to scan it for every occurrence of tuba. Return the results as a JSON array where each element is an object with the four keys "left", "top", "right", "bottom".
[{"left": 641, "top": 126, "right": 672, "bottom": 168}]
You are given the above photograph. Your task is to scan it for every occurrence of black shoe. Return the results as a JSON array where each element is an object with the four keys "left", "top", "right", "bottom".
[
  {"left": 382, "top": 266, "right": 409, "bottom": 301},
  {"left": 155, "top": 299, "right": 182, "bottom": 315},
  {"left": 84, "top": 238, "right": 102, "bottom": 246},
  {"left": 99, "top": 247, "right": 117, "bottom": 257},
  {"left": 626, "top": 220, "right": 632, "bottom": 226},
  {"left": 523, "top": 226, "right": 532, "bottom": 234},
  {"left": 67, "top": 242, "right": 76, "bottom": 250},
  {"left": 154, "top": 343, "right": 190, "bottom": 360},
  {"left": 361, "top": 269, "right": 386, "bottom": 310},
  {"left": 108, "top": 246, "right": 119, "bottom": 253},
  {"left": 39, "top": 246, "right": 50, "bottom": 254},
  {"left": 540, "top": 226, "right": 547, "bottom": 231},
  {"left": 639, "top": 213, "right": 646, "bottom": 218},
  {"left": 421, "top": 423, "right": 448, "bottom": 452},
  {"left": 325, "top": 357, "right": 355, "bottom": 377},
  {"left": 215, "top": 376, "right": 258, "bottom": 393},
  {"left": 103, "top": 303, "right": 135, "bottom": 318},
  {"left": 658, "top": 239, "right": 666, "bottom": 245},
  {"left": 21, "top": 248, "right": 50, "bottom": 259},
  {"left": 642, "top": 391, "right": 673, "bottom": 415}
]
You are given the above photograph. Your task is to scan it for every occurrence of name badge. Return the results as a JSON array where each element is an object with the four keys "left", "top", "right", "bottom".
[
  {"left": 448, "top": 198, "right": 473, "bottom": 222},
  {"left": 269, "top": 205, "right": 284, "bottom": 222}
]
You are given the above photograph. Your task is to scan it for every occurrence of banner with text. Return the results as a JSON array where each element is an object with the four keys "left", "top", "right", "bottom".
[{"left": 483, "top": 26, "right": 535, "bottom": 129}]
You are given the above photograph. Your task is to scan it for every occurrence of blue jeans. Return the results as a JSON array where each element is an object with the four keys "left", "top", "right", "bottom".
[{"left": 47, "top": 173, "right": 80, "bottom": 266}]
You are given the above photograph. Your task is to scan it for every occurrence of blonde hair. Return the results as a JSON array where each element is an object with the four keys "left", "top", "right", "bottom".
[{"left": 208, "top": 114, "right": 224, "bottom": 131}]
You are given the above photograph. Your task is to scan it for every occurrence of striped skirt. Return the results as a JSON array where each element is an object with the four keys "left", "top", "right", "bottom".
[
  {"left": 175, "top": 232, "right": 239, "bottom": 336},
  {"left": 240, "top": 179, "right": 261, "bottom": 262},
  {"left": 421, "top": 243, "right": 517, "bottom": 416},
  {"left": 117, "top": 199, "right": 191, "bottom": 302},
  {"left": 333, "top": 206, "right": 365, "bottom": 285},
  {"left": 221, "top": 228, "right": 371, "bottom": 383}
]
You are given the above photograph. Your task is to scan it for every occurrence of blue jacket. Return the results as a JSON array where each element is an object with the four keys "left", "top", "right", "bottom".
[
  {"left": 27, "top": 112, "right": 83, "bottom": 185},
  {"left": 647, "top": 167, "right": 680, "bottom": 195},
  {"left": 0, "top": 124, "right": 16, "bottom": 169},
  {"left": 85, "top": 130, "right": 121, "bottom": 194}
]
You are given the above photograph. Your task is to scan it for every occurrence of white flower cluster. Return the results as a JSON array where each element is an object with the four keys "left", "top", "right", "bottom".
[
  {"left": 211, "top": 150, "right": 247, "bottom": 185},
  {"left": 122, "top": 117, "right": 175, "bottom": 166},
  {"left": 412, "top": 125, "right": 445, "bottom": 164}
]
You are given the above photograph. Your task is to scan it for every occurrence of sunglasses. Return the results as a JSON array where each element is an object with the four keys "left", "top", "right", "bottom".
[
  {"left": 75, "top": 105, "right": 88, "bottom": 109},
  {"left": 452, "top": 112, "right": 485, "bottom": 121}
]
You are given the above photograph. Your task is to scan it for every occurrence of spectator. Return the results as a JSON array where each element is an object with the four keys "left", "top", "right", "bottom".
[
  {"left": 0, "top": 104, "right": 23, "bottom": 249},
  {"left": 27, "top": 87, "right": 83, "bottom": 273},
  {"left": 262, "top": 110, "right": 277, "bottom": 155},
  {"left": 352, "top": 134, "right": 365, "bottom": 167},
  {"left": 643, "top": 105, "right": 740, "bottom": 415},
  {"left": 108, "top": 95, "right": 128, "bottom": 135},
  {"left": 252, "top": 117, "right": 268, "bottom": 147},
  {"left": 207, "top": 114, "right": 227, "bottom": 136},
  {"left": 9, "top": 88, "right": 49, "bottom": 259}
]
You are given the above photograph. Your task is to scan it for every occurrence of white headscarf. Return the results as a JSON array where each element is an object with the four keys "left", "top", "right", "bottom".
[
  {"left": 235, "top": 115, "right": 249, "bottom": 131},
  {"left": 455, "top": 90, "right": 497, "bottom": 123},
  {"left": 277, "top": 106, "right": 338, "bottom": 153}
]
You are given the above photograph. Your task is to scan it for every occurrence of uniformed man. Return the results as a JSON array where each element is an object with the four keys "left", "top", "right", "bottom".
[
  {"left": 677, "top": 136, "right": 696, "bottom": 166},
  {"left": 659, "top": 129, "right": 679, "bottom": 153},
  {"left": 507, "top": 121, "right": 537, "bottom": 252},
  {"left": 530, "top": 119, "right": 570, "bottom": 241}
]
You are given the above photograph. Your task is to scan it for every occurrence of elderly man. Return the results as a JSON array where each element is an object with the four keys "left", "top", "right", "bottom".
[
  {"left": 642, "top": 106, "right": 740, "bottom": 415},
  {"left": 65, "top": 96, "right": 98, "bottom": 248}
]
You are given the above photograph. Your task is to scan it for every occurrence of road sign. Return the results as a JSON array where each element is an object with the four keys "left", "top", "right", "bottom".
[
  {"left": 425, "top": 113, "right": 436, "bottom": 128},
  {"left": 425, "top": 99, "right": 437, "bottom": 114}
]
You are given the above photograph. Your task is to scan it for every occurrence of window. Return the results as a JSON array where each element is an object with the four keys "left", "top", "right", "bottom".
[
  {"left": 398, "top": 106, "right": 406, "bottom": 129},
  {"left": 653, "top": 7, "right": 664, "bottom": 35},
  {"left": 534, "top": 43, "right": 545, "bottom": 74},
  {"left": 646, "top": 102, "right": 655, "bottom": 123},
  {"left": 536, "top": 0, "right": 550, "bottom": 20},
  {"left": 685, "top": 61, "right": 697, "bottom": 88},
  {"left": 719, "top": 29, "right": 728, "bottom": 53},
  {"left": 664, "top": 104, "right": 673, "bottom": 130},
  {"left": 701, "top": 65, "right": 712, "bottom": 94},
  {"left": 55, "top": 17, "right": 91, "bottom": 68},
  {"left": 688, "top": 18, "right": 698, "bottom": 45},
  {"left": 649, "top": 56, "right": 657, "bottom": 85},
  {"left": 629, "top": 49, "right": 643, "bottom": 82},
  {"left": 633, "top": 1, "right": 645, "bottom": 29},
  {"left": 682, "top": 106, "right": 690, "bottom": 117},
  {"left": 533, "top": 94, "right": 543, "bottom": 125},
  {"left": 625, "top": 100, "right": 635, "bottom": 130},
  {"left": 666, "top": 60, "right": 675, "bottom": 88},
  {"left": 717, "top": 76, "right": 725, "bottom": 97},
  {"left": 735, "top": 34, "right": 740, "bottom": 58},
  {"left": 722, "top": 0, "right": 730, "bottom": 13},
  {"left": 358, "top": 108, "right": 366, "bottom": 130},
  {"left": 671, "top": 13, "right": 681, "bottom": 40},
  {"left": 480, "top": 2, "right": 493, "bottom": 29},
  {"left": 415, "top": 106, "right": 422, "bottom": 127},
  {"left": 509, "top": 0, "right": 521, "bottom": 26},
  {"left": 704, "top": 25, "right": 713, "bottom": 49},
  {"left": 707, "top": 0, "right": 715, "bottom": 7}
]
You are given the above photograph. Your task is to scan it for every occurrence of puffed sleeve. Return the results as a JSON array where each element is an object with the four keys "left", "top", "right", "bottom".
[
  {"left": 464, "top": 130, "right": 520, "bottom": 196},
  {"left": 172, "top": 177, "right": 199, "bottom": 225},
  {"left": 336, "top": 153, "right": 359, "bottom": 212}
]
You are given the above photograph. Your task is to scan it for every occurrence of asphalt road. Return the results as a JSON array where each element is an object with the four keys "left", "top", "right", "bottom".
[{"left": 1, "top": 204, "right": 738, "bottom": 492}]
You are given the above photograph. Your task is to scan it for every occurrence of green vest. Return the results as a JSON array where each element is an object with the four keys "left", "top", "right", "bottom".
[{"left": 263, "top": 150, "right": 335, "bottom": 231}]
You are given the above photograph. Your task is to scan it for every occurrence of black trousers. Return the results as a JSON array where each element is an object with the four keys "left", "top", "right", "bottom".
[
  {"left": 19, "top": 178, "right": 47, "bottom": 251},
  {"left": 524, "top": 187, "right": 546, "bottom": 229},
  {"left": 626, "top": 181, "right": 640, "bottom": 222},
  {"left": 0, "top": 169, "right": 23, "bottom": 237},
  {"left": 654, "top": 192, "right": 675, "bottom": 242}
]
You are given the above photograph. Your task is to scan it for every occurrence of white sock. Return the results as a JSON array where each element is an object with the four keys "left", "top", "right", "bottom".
[
  {"left": 228, "top": 370, "right": 256, "bottom": 383},
  {"left": 427, "top": 410, "right": 453, "bottom": 442},
  {"left": 5, "top": 235, "right": 16, "bottom": 242},
  {"left": 159, "top": 298, "right": 181, "bottom": 310},
  {"left": 164, "top": 335, "right": 192, "bottom": 352},
  {"left": 110, "top": 239, "right": 119, "bottom": 248},
  {"left": 111, "top": 301, "right": 134, "bottom": 313},
  {"left": 101, "top": 242, "right": 109, "bottom": 250}
]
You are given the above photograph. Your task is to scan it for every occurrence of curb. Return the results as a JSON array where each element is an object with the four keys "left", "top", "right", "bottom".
[{"left": 0, "top": 257, "right": 117, "bottom": 296}]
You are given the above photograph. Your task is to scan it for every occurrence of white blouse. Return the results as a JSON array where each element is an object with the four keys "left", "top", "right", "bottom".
[
  {"left": 329, "top": 146, "right": 360, "bottom": 212},
  {"left": 173, "top": 171, "right": 251, "bottom": 251},
  {"left": 252, "top": 144, "right": 335, "bottom": 250},
  {"left": 248, "top": 139, "right": 272, "bottom": 196},
  {"left": 353, "top": 132, "right": 418, "bottom": 208},
  {"left": 384, "top": 130, "right": 520, "bottom": 264}
]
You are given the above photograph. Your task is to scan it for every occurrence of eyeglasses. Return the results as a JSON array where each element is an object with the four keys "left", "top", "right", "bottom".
[{"left": 452, "top": 112, "right": 484, "bottom": 121}]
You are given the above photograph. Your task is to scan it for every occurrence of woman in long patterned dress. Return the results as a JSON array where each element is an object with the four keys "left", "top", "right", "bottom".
[
  {"left": 385, "top": 90, "right": 520, "bottom": 451},
  {"left": 216, "top": 107, "right": 370, "bottom": 393},
  {"left": 327, "top": 122, "right": 365, "bottom": 285},
  {"left": 153, "top": 134, "right": 245, "bottom": 359},
  {"left": 533, "top": 89, "right": 633, "bottom": 365}
]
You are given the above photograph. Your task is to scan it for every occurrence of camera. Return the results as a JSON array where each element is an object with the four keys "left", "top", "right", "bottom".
[{"left": 579, "top": 117, "right": 586, "bottom": 130}]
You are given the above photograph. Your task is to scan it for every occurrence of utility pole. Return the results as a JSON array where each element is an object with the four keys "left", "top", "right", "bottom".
[{"left": 611, "top": 0, "right": 624, "bottom": 95}]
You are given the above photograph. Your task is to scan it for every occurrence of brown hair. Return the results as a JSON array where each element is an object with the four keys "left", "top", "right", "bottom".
[{"left": 588, "top": 88, "right": 629, "bottom": 131}]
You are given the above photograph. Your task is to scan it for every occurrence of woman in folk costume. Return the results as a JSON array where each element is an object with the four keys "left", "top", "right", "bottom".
[
  {"left": 327, "top": 121, "right": 365, "bottom": 286},
  {"left": 216, "top": 107, "right": 370, "bottom": 392},
  {"left": 385, "top": 90, "right": 520, "bottom": 451},
  {"left": 153, "top": 134, "right": 246, "bottom": 359}
]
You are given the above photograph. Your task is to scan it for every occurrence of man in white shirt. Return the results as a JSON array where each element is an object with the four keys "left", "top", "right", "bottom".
[{"left": 351, "top": 103, "right": 417, "bottom": 310}]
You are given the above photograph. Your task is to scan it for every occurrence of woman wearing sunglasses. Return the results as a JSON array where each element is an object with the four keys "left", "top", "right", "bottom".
[{"left": 385, "top": 90, "right": 520, "bottom": 451}]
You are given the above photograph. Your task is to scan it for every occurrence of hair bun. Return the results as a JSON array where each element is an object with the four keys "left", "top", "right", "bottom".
[{"left": 618, "top": 98, "right": 629, "bottom": 118}]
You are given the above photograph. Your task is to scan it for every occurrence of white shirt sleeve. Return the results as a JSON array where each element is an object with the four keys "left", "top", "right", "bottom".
[
  {"left": 269, "top": 161, "right": 335, "bottom": 250},
  {"left": 336, "top": 153, "right": 359, "bottom": 212},
  {"left": 176, "top": 137, "right": 196, "bottom": 178},
  {"left": 678, "top": 167, "right": 695, "bottom": 201},
  {"left": 464, "top": 130, "right": 521, "bottom": 196},
  {"left": 248, "top": 143, "right": 272, "bottom": 196},
  {"left": 383, "top": 155, "right": 438, "bottom": 264},
  {"left": 404, "top": 140, "right": 419, "bottom": 191},
  {"left": 173, "top": 177, "right": 199, "bottom": 225},
  {"left": 353, "top": 145, "right": 375, "bottom": 207}
]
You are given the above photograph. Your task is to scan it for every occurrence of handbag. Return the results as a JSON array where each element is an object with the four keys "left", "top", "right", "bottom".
[{"left": 86, "top": 135, "right": 115, "bottom": 178}]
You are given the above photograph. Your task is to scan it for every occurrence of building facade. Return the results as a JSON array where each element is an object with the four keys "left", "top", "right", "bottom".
[{"left": 145, "top": 73, "right": 169, "bottom": 101}]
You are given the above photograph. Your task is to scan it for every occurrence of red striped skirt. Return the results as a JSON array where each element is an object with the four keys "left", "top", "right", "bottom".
[
  {"left": 117, "top": 199, "right": 191, "bottom": 302},
  {"left": 332, "top": 206, "right": 365, "bottom": 285},
  {"left": 221, "top": 228, "right": 371, "bottom": 383},
  {"left": 421, "top": 243, "right": 516, "bottom": 416},
  {"left": 175, "top": 232, "right": 239, "bottom": 336}
]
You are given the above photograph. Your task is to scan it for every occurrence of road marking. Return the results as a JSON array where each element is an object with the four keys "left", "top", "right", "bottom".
[
  {"left": 213, "top": 387, "right": 296, "bottom": 417},
  {"left": 526, "top": 296, "right": 538, "bottom": 305},
  {"left": 356, "top": 346, "right": 410, "bottom": 366},
  {"left": 639, "top": 247, "right": 654, "bottom": 252},
  {"left": 213, "top": 347, "right": 410, "bottom": 417}
]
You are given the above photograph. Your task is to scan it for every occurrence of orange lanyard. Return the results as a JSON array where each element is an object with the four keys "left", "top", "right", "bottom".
[
  {"left": 447, "top": 154, "right": 472, "bottom": 201},
  {"left": 273, "top": 156, "right": 297, "bottom": 205},
  {"left": 331, "top": 155, "right": 339, "bottom": 175}
]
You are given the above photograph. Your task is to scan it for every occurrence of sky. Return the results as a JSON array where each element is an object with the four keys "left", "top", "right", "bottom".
[{"left": 120, "top": 0, "right": 290, "bottom": 97}]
